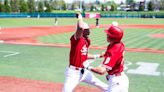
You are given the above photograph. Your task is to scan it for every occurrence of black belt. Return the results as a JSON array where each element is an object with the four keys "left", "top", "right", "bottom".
[{"left": 69, "top": 65, "right": 85, "bottom": 74}]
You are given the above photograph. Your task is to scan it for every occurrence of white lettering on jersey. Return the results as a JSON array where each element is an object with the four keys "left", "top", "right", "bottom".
[
  {"left": 81, "top": 45, "right": 88, "bottom": 55},
  {"left": 104, "top": 57, "right": 111, "bottom": 64}
]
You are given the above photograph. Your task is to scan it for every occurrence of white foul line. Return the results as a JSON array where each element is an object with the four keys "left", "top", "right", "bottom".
[{"left": 0, "top": 51, "right": 20, "bottom": 57}]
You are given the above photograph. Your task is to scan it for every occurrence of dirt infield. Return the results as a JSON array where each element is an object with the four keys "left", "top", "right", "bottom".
[{"left": 0, "top": 76, "right": 101, "bottom": 92}]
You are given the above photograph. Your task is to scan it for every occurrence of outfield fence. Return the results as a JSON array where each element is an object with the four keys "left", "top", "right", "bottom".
[{"left": 0, "top": 12, "right": 164, "bottom": 18}]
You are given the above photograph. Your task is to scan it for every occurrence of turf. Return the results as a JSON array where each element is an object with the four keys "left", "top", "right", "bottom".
[{"left": 0, "top": 18, "right": 164, "bottom": 28}]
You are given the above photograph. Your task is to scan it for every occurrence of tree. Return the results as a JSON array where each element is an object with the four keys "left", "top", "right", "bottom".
[
  {"left": 52, "top": 0, "right": 59, "bottom": 10},
  {"left": 148, "top": 1, "right": 154, "bottom": 11},
  {"left": 82, "top": 1, "right": 86, "bottom": 12},
  {"left": 38, "top": 1, "right": 44, "bottom": 12},
  {"left": 0, "top": 3, "right": 5, "bottom": 12},
  {"left": 63, "top": 2, "right": 67, "bottom": 10},
  {"left": 139, "top": 2, "right": 144, "bottom": 11},
  {"left": 10, "top": 0, "right": 20, "bottom": 12},
  {"left": 159, "top": 0, "right": 164, "bottom": 10},
  {"left": 101, "top": 4, "right": 104, "bottom": 11},
  {"left": 111, "top": 1, "right": 117, "bottom": 11},
  {"left": 71, "top": 2, "right": 76, "bottom": 10},
  {"left": 28, "top": 0, "right": 35, "bottom": 13},
  {"left": 4, "top": 0, "right": 11, "bottom": 12},
  {"left": 44, "top": 1, "right": 52, "bottom": 12},
  {"left": 71, "top": 1, "right": 79, "bottom": 10},
  {"left": 126, "top": 0, "right": 134, "bottom": 5},
  {"left": 0, "top": 3, "right": 2, "bottom": 12},
  {"left": 90, "top": 4, "right": 94, "bottom": 11},
  {"left": 20, "top": 0, "right": 29, "bottom": 12}
]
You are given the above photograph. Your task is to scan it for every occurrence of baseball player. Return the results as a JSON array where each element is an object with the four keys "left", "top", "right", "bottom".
[
  {"left": 62, "top": 13, "right": 108, "bottom": 92},
  {"left": 87, "top": 23, "right": 129, "bottom": 92}
]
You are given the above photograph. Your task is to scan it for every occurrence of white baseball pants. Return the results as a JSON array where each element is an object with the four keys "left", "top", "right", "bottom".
[
  {"left": 62, "top": 67, "right": 108, "bottom": 92},
  {"left": 106, "top": 72, "right": 129, "bottom": 92}
]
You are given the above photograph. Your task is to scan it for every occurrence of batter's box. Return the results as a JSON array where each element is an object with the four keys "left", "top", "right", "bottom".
[{"left": 0, "top": 51, "right": 20, "bottom": 58}]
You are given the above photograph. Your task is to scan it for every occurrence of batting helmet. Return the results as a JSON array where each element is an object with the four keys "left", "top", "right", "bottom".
[{"left": 104, "top": 25, "right": 123, "bottom": 43}]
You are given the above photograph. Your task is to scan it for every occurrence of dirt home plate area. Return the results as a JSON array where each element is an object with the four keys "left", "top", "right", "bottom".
[{"left": 0, "top": 24, "right": 164, "bottom": 92}]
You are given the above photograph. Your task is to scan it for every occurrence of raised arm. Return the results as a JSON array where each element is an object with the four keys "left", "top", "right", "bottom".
[{"left": 74, "top": 13, "right": 84, "bottom": 39}]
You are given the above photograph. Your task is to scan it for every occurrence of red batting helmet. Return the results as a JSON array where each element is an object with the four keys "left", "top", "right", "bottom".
[{"left": 104, "top": 25, "right": 124, "bottom": 43}]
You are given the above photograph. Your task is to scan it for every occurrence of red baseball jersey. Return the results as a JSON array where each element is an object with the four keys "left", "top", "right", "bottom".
[
  {"left": 102, "top": 42, "right": 125, "bottom": 75},
  {"left": 69, "top": 35, "right": 90, "bottom": 68}
]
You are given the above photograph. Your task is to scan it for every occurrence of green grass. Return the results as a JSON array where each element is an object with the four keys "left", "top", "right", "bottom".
[
  {"left": 0, "top": 44, "right": 68, "bottom": 82},
  {"left": 0, "top": 18, "right": 164, "bottom": 28}
]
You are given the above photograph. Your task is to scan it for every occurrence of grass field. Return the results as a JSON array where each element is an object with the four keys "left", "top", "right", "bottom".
[
  {"left": 0, "top": 18, "right": 164, "bottom": 27},
  {"left": 0, "top": 18, "right": 164, "bottom": 92}
]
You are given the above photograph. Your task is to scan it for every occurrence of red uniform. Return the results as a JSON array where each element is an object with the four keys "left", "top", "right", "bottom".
[
  {"left": 69, "top": 35, "right": 90, "bottom": 68},
  {"left": 102, "top": 42, "right": 124, "bottom": 75}
]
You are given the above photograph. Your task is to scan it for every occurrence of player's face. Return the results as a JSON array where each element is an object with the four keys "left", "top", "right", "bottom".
[
  {"left": 107, "top": 34, "right": 115, "bottom": 43},
  {"left": 107, "top": 34, "right": 111, "bottom": 43},
  {"left": 83, "top": 29, "right": 90, "bottom": 38}
]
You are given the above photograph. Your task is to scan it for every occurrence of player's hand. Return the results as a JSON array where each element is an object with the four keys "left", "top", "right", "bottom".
[
  {"left": 100, "top": 52, "right": 105, "bottom": 58},
  {"left": 83, "top": 60, "right": 94, "bottom": 69},
  {"left": 83, "top": 60, "right": 90, "bottom": 68},
  {"left": 93, "top": 52, "right": 105, "bottom": 59}
]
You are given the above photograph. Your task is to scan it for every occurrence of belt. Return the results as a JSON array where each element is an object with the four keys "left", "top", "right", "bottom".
[
  {"left": 106, "top": 72, "right": 124, "bottom": 81},
  {"left": 69, "top": 65, "right": 83, "bottom": 70},
  {"left": 114, "top": 73, "right": 121, "bottom": 76}
]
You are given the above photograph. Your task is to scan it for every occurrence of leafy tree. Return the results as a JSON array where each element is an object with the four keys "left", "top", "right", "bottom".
[
  {"left": 71, "top": 1, "right": 79, "bottom": 10},
  {"left": 0, "top": 3, "right": 5, "bottom": 12},
  {"left": 10, "top": 0, "right": 20, "bottom": 12},
  {"left": 148, "top": 1, "right": 154, "bottom": 11},
  {"left": 159, "top": 0, "right": 164, "bottom": 10},
  {"left": 90, "top": 4, "right": 94, "bottom": 11},
  {"left": 44, "top": 1, "right": 52, "bottom": 12},
  {"left": 82, "top": 1, "right": 86, "bottom": 12},
  {"left": 0, "top": 3, "right": 2, "bottom": 12},
  {"left": 4, "top": 0, "right": 11, "bottom": 12},
  {"left": 38, "top": 1, "right": 44, "bottom": 12},
  {"left": 71, "top": 2, "right": 76, "bottom": 10},
  {"left": 101, "top": 4, "right": 104, "bottom": 11},
  {"left": 51, "top": 0, "right": 66, "bottom": 10},
  {"left": 20, "top": 0, "right": 29, "bottom": 12},
  {"left": 110, "top": 1, "right": 117, "bottom": 11},
  {"left": 52, "top": 0, "right": 59, "bottom": 10},
  {"left": 126, "top": 0, "right": 134, "bottom": 5},
  {"left": 139, "top": 2, "right": 144, "bottom": 11},
  {"left": 28, "top": 0, "right": 35, "bottom": 13},
  {"left": 63, "top": 2, "right": 67, "bottom": 10}
]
